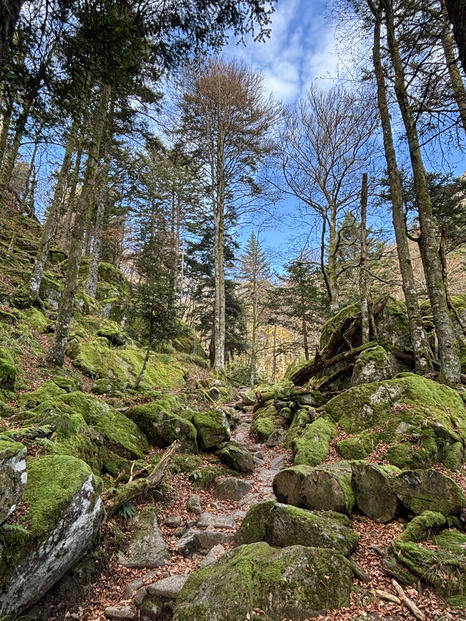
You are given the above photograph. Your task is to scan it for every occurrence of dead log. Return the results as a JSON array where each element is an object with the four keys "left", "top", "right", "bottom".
[
  {"left": 103, "top": 441, "right": 179, "bottom": 518},
  {"left": 375, "top": 589, "right": 401, "bottom": 605},
  {"left": 291, "top": 342, "right": 376, "bottom": 386},
  {"left": 391, "top": 579, "right": 426, "bottom": 621}
]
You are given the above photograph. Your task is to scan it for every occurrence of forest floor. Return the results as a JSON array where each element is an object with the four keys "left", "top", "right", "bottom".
[{"left": 25, "top": 378, "right": 466, "bottom": 621}]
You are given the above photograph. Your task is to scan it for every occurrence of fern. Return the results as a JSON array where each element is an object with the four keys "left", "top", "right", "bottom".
[{"left": 118, "top": 502, "right": 136, "bottom": 520}]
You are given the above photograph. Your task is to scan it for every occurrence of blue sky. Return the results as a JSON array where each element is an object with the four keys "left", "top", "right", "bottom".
[{"left": 225, "top": 0, "right": 339, "bottom": 103}]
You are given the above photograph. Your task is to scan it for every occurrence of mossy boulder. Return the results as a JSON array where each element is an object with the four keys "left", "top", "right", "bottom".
[
  {"left": 285, "top": 408, "right": 313, "bottom": 449},
  {"left": 0, "top": 440, "right": 27, "bottom": 524},
  {"left": 249, "top": 401, "right": 282, "bottom": 442},
  {"left": 235, "top": 500, "right": 357, "bottom": 557},
  {"left": 392, "top": 469, "right": 466, "bottom": 516},
  {"left": 326, "top": 374, "right": 466, "bottom": 469},
  {"left": 92, "top": 377, "right": 125, "bottom": 396},
  {"left": 351, "top": 345, "right": 396, "bottom": 386},
  {"left": 126, "top": 401, "right": 197, "bottom": 453},
  {"left": 18, "top": 379, "right": 67, "bottom": 410},
  {"left": 62, "top": 392, "right": 149, "bottom": 460},
  {"left": 352, "top": 461, "right": 401, "bottom": 523},
  {"left": 265, "top": 503, "right": 358, "bottom": 556},
  {"left": 0, "top": 348, "right": 17, "bottom": 390},
  {"left": 387, "top": 511, "right": 466, "bottom": 607},
  {"left": 173, "top": 542, "right": 353, "bottom": 621},
  {"left": 299, "top": 462, "right": 355, "bottom": 515},
  {"left": 235, "top": 500, "right": 276, "bottom": 545},
  {"left": 292, "top": 416, "right": 339, "bottom": 466},
  {"left": 68, "top": 339, "right": 186, "bottom": 390},
  {"left": 0, "top": 455, "right": 103, "bottom": 615},
  {"left": 22, "top": 307, "right": 48, "bottom": 333},
  {"left": 192, "top": 410, "right": 230, "bottom": 450},
  {"left": 118, "top": 507, "right": 169, "bottom": 569},
  {"left": 217, "top": 443, "right": 254, "bottom": 473},
  {"left": 272, "top": 465, "right": 315, "bottom": 507}
]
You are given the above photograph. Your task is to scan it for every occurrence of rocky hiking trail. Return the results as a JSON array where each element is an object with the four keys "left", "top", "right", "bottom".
[{"left": 30, "top": 390, "right": 466, "bottom": 621}]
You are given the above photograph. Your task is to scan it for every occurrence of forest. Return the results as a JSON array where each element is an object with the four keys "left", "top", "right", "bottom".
[{"left": 0, "top": 0, "right": 466, "bottom": 620}]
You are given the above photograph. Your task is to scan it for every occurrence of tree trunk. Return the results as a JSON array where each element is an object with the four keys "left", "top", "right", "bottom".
[
  {"left": 58, "top": 127, "right": 85, "bottom": 250},
  {"left": 213, "top": 141, "right": 226, "bottom": 371},
  {"left": 382, "top": 0, "right": 460, "bottom": 386},
  {"left": 134, "top": 332, "right": 154, "bottom": 390},
  {"left": 327, "top": 205, "right": 339, "bottom": 313},
  {"left": 0, "top": 97, "right": 12, "bottom": 170},
  {"left": 440, "top": 0, "right": 466, "bottom": 134},
  {"left": 444, "top": 0, "right": 466, "bottom": 75},
  {"left": 369, "top": 0, "right": 433, "bottom": 375},
  {"left": 0, "top": 95, "right": 34, "bottom": 207},
  {"left": 0, "top": 0, "right": 23, "bottom": 76},
  {"left": 86, "top": 136, "right": 111, "bottom": 298},
  {"left": 20, "top": 137, "right": 39, "bottom": 217},
  {"left": 250, "top": 273, "right": 258, "bottom": 386},
  {"left": 26, "top": 119, "right": 79, "bottom": 305},
  {"left": 359, "top": 172, "right": 370, "bottom": 344},
  {"left": 47, "top": 84, "right": 111, "bottom": 367}
]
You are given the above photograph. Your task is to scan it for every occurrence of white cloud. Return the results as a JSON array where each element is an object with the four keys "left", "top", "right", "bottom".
[{"left": 224, "top": 0, "right": 342, "bottom": 103}]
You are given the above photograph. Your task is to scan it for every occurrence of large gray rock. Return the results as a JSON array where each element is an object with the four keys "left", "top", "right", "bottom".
[
  {"left": 137, "top": 576, "right": 189, "bottom": 621},
  {"left": 0, "top": 440, "right": 27, "bottom": 524},
  {"left": 392, "top": 469, "right": 466, "bottom": 516},
  {"left": 119, "top": 508, "right": 169, "bottom": 568},
  {"left": 350, "top": 345, "right": 396, "bottom": 386},
  {"left": 0, "top": 455, "right": 103, "bottom": 616},
  {"left": 235, "top": 500, "right": 358, "bottom": 557},
  {"left": 173, "top": 542, "right": 353, "bottom": 621},
  {"left": 192, "top": 410, "right": 230, "bottom": 450},
  {"left": 299, "top": 462, "right": 355, "bottom": 515},
  {"left": 126, "top": 402, "right": 198, "bottom": 453},
  {"left": 272, "top": 465, "right": 314, "bottom": 507},
  {"left": 217, "top": 443, "right": 254, "bottom": 473},
  {"left": 177, "top": 529, "right": 233, "bottom": 557},
  {"left": 213, "top": 477, "right": 251, "bottom": 501},
  {"left": 352, "top": 461, "right": 401, "bottom": 523}
]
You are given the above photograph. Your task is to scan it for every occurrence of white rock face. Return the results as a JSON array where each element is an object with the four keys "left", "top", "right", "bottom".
[
  {"left": 0, "top": 474, "right": 103, "bottom": 615},
  {"left": 0, "top": 444, "right": 27, "bottom": 523}
]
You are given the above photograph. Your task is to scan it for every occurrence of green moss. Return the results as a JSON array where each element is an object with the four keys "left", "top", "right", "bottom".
[
  {"left": 0, "top": 347, "right": 17, "bottom": 390},
  {"left": 432, "top": 529, "right": 466, "bottom": 554},
  {"left": 22, "top": 307, "right": 48, "bottom": 333},
  {"left": 293, "top": 416, "right": 339, "bottom": 466},
  {"left": 325, "top": 375, "right": 466, "bottom": 469},
  {"left": 285, "top": 408, "right": 312, "bottom": 449},
  {"left": 19, "top": 379, "right": 67, "bottom": 410},
  {"left": 397, "top": 511, "right": 446, "bottom": 544},
  {"left": 192, "top": 409, "right": 230, "bottom": 450},
  {"left": 0, "top": 438, "right": 26, "bottom": 460},
  {"left": 25, "top": 454, "right": 99, "bottom": 538},
  {"left": 174, "top": 543, "right": 353, "bottom": 621},
  {"left": 62, "top": 392, "right": 149, "bottom": 459},
  {"left": 44, "top": 412, "right": 103, "bottom": 474},
  {"left": 234, "top": 500, "right": 276, "bottom": 545},
  {"left": 170, "top": 453, "right": 202, "bottom": 474},
  {"left": 250, "top": 402, "right": 282, "bottom": 442},
  {"left": 69, "top": 339, "right": 186, "bottom": 390},
  {"left": 320, "top": 303, "right": 360, "bottom": 352}
]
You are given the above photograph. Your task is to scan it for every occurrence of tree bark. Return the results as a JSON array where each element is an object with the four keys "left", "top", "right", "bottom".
[
  {"left": 359, "top": 172, "right": 370, "bottom": 344},
  {"left": 26, "top": 119, "right": 79, "bottom": 305},
  {"left": 0, "top": 0, "right": 23, "bottom": 76},
  {"left": 440, "top": 0, "right": 466, "bottom": 134},
  {"left": 47, "top": 84, "right": 111, "bottom": 366},
  {"left": 444, "top": 0, "right": 466, "bottom": 75},
  {"left": 382, "top": 0, "right": 460, "bottom": 386},
  {"left": 370, "top": 0, "right": 433, "bottom": 375},
  {"left": 213, "top": 138, "right": 226, "bottom": 371}
]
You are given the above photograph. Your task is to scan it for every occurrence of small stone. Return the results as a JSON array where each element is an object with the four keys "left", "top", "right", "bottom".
[
  {"left": 199, "top": 544, "right": 225, "bottom": 567},
  {"left": 122, "top": 578, "right": 144, "bottom": 600},
  {"left": 187, "top": 494, "right": 202, "bottom": 515},
  {"left": 197, "top": 512, "right": 214, "bottom": 528},
  {"left": 104, "top": 605, "right": 137, "bottom": 620},
  {"left": 146, "top": 575, "right": 190, "bottom": 600},
  {"left": 271, "top": 454, "right": 288, "bottom": 470},
  {"left": 133, "top": 586, "right": 147, "bottom": 607},
  {"left": 214, "top": 478, "right": 251, "bottom": 501},
  {"left": 253, "top": 456, "right": 265, "bottom": 466},
  {"left": 213, "top": 515, "right": 235, "bottom": 529},
  {"left": 174, "top": 526, "right": 187, "bottom": 538},
  {"left": 164, "top": 515, "right": 182, "bottom": 528}
]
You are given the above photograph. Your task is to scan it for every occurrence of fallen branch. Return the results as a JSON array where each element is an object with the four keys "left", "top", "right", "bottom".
[
  {"left": 391, "top": 579, "right": 426, "bottom": 621},
  {"left": 349, "top": 558, "right": 370, "bottom": 582},
  {"left": 103, "top": 441, "right": 179, "bottom": 518},
  {"left": 375, "top": 589, "right": 401, "bottom": 605}
]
